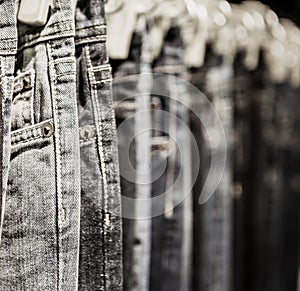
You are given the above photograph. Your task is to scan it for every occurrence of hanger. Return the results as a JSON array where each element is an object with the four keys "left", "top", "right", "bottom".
[
  {"left": 238, "top": 1, "right": 267, "bottom": 70},
  {"left": 106, "top": 0, "right": 159, "bottom": 60},
  {"left": 280, "top": 19, "right": 300, "bottom": 87},
  {"left": 147, "top": 0, "right": 188, "bottom": 61},
  {"left": 190, "top": 0, "right": 235, "bottom": 64},
  {"left": 105, "top": 0, "right": 124, "bottom": 14},
  {"left": 211, "top": 4, "right": 247, "bottom": 62},
  {"left": 106, "top": 0, "right": 136, "bottom": 60},
  {"left": 263, "top": 18, "right": 289, "bottom": 84},
  {"left": 199, "top": 0, "right": 232, "bottom": 43},
  {"left": 18, "top": 0, "right": 78, "bottom": 26},
  {"left": 180, "top": 0, "right": 209, "bottom": 67},
  {"left": 239, "top": 0, "right": 298, "bottom": 81}
]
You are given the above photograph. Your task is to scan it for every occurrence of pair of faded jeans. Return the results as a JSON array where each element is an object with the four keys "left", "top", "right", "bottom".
[{"left": 0, "top": 0, "right": 122, "bottom": 290}]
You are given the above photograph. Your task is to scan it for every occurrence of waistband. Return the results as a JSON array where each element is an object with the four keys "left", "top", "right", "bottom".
[
  {"left": 75, "top": 0, "right": 107, "bottom": 46},
  {"left": 17, "top": 0, "right": 107, "bottom": 50},
  {"left": 0, "top": 1, "right": 18, "bottom": 55}
]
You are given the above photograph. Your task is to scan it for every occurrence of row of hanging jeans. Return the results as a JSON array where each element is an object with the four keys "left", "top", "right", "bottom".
[
  {"left": 109, "top": 2, "right": 300, "bottom": 291},
  {"left": 231, "top": 54, "right": 300, "bottom": 291},
  {"left": 0, "top": 0, "right": 123, "bottom": 290},
  {"left": 0, "top": 0, "right": 299, "bottom": 290}
]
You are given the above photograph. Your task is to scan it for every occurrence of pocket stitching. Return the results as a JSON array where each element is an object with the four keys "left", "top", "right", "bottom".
[
  {"left": 12, "top": 69, "right": 35, "bottom": 131},
  {"left": 11, "top": 119, "right": 53, "bottom": 146}
]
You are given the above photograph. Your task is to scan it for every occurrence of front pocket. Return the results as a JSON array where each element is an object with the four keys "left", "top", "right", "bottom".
[
  {"left": 0, "top": 73, "right": 15, "bottom": 243},
  {"left": 11, "top": 69, "right": 35, "bottom": 131}
]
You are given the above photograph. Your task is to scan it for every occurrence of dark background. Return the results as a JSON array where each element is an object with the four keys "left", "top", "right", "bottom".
[{"left": 230, "top": 0, "right": 300, "bottom": 25}]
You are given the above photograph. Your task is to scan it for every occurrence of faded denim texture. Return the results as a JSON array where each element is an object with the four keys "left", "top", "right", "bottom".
[
  {"left": 0, "top": 0, "right": 81, "bottom": 290},
  {"left": 0, "top": 0, "right": 123, "bottom": 290},
  {"left": 75, "top": 0, "right": 123, "bottom": 290},
  {"left": 0, "top": 0, "right": 18, "bottom": 244}
]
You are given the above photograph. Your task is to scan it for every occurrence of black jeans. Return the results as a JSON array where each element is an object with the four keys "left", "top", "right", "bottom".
[{"left": 232, "top": 53, "right": 300, "bottom": 291}]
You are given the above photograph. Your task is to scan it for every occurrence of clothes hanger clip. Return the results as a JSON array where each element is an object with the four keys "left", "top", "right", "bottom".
[
  {"left": 18, "top": 0, "right": 78, "bottom": 26},
  {"left": 181, "top": 0, "right": 209, "bottom": 67},
  {"left": 134, "top": 0, "right": 158, "bottom": 15},
  {"left": 238, "top": 2, "right": 267, "bottom": 70},
  {"left": 18, "top": 0, "right": 51, "bottom": 26},
  {"left": 106, "top": 0, "right": 138, "bottom": 59},
  {"left": 147, "top": 0, "right": 184, "bottom": 60},
  {"left": 281, "top": 19, "right": 300, "bottom": 87},
  {"left": 263, "top": 35, "right": 288, "bottom": 84},
  {"left": 73, "top": 0, "right": 78, "bottom": 14},
  {"left": 105, "top": 0, "right": 125, "bottom": 14},
  {"left": 212, "top": 4, "right": 244, "bottom": 62}
]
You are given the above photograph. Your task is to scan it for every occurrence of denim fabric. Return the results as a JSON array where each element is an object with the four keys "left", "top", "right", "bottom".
[
  {"left": 112, "top": 31, "right": 159, "bottom": 291},
  {"left": 113, "top": 27, "right": 193, "bottom": 291},
  {"left": 204, "top": 58, "right": 233, "bottom": 291},
  {"left": 75, "top": 0, "right": 123, "bottom": 290},
  {"left": 132, "top": 59, "right": 153, "bottom": 291},
  {"left": 232, "top": 54, "right": 300, "bottom": 291},
  {"left": 111, "top": 31, "right": 154, "bottom": 291},
  {"left": 150, "top": 27, "right": 193, "bottom": 291},
  {"left": 189, "top": 48, "right": 233, "bottom": 291},
  {"left": 231, "top": 53, "right": 252, "bottom": 291},
  {"left": 0, "top": 0, "right": 18, "bottom": 243},
  {"left": 111, "top": 32, "right": 142, "bottom": 291},
  {"left": 0, "top": 0, "right": 81, "bottom": 290}
]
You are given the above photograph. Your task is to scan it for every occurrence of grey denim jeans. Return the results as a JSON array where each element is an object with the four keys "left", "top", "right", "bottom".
[
  {"left": 0, "top": 0, "right": 123, "bottom": 290},
  {"left": 75, "top": 0, "right": 123, "bottom": 290},
  {"left": 0, "top": 0, "right": 18, "bottom": 245},
  {"left": 111, "top": 32, "right": 143, "bottom": 291},
  {"left": 0, "top": 0, "right": 81, "bottom": 290}
]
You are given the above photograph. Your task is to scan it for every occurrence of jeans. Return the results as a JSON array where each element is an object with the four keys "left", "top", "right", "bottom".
[
  {"left": 150, "top": 26, "right": 193, "bottom": 291},
  {"left": 112, "top": 26, "right": 194, "bottom": 291},
  {"left": 75, "top": 0, "right": 123, "bottom": 290},
  {"left": 189, "top": 48, "right": 233, "bottom": 291},
  {"left": 0, "top": 0, "right": 123, "bottom": 290},
  {"left": 0, "top": 0, "right": 81, "bottom": 289},
  {"left": 232, "top": 54, "right": 300, "bottom": 291},
  {"left": 231, "top": 53, "right": 253, "bottom": 291},
  {"left": 0, "top": 0, "right": 18, "bottom": 244},
  {"left": 111, "top": 32, "right": 143, "bottom": 291}
]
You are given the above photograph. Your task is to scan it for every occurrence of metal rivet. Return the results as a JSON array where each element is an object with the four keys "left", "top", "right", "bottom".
[{"left": 41, "top": 122, "right": 54, "bottom": 138}]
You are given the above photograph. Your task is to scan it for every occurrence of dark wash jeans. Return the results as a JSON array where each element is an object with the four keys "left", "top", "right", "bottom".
[
  {"left": 189, "top": 48, "right": 233, "bottom": 291},
  {"left": 112, "top": 32, "right": 152, "bottom": 291},
  {"left": 150, "top": 27, "right": 193, "bottom": 291},
  {"left": 0, "top": 0, "right": 81, "bottom": 290},
  {"left": 232, "top": 54, "right": 300, "bottom": 291},
  {"left": 110, "top": 33, "right": 142, "bottom": 291},
  {"left": 75, "top": 0, "right": 123, "bottom": 290}
]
